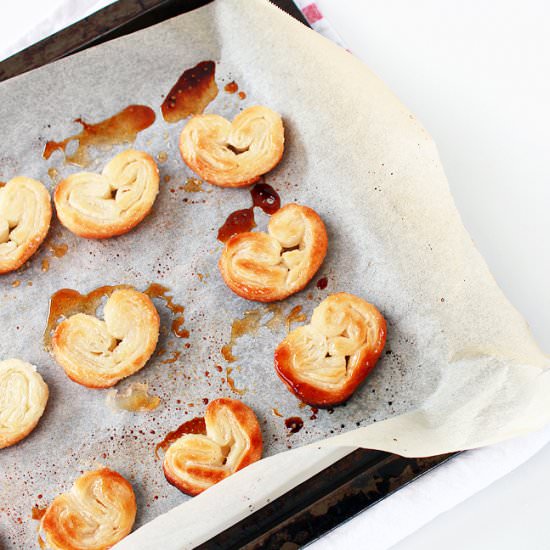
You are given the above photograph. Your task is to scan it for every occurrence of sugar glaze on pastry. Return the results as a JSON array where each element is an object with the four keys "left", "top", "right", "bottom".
[
  {"left": 0, "top": 359, "right": 48, "bottom": 449},
  {"left": 52, "top": 288, "right": 160, "bottom": 388},
  {"left": 179, "top": 105, "right": 284, "bottom": 187},
  {"left": 275, "top": 293, "right": 386, "bottom": 406},
  {"left": 0, "top": 177, "right": 51, "bottom": 274},
  {"left": 40, "top": 468, "right": 136, "bottom": 550},
  {"left": 219, "top": 203, "right": 327, "bottom": 302},
  {"left": 163, "top": 398, "right": 262, "bottom": 496},
  {"left": 54, "top": 149, "right": 159, "bottom": 238}
]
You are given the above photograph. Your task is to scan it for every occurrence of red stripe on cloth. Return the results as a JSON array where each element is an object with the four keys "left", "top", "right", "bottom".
[{"left": 302, "top": 3, "right": 324, "bottom": 24}]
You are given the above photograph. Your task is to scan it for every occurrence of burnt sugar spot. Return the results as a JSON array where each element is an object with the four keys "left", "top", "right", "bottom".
[
  {"left": 161, "top": 61, "right": 218, "bottom": 123},
  {"left": 217, "top": 208, "right": 256, "bottom": 243},
  {"left": 285, "top": 417, "right": 304, "bottom": 434},
  {"left": 155, "top": 417, "right": 207, "bottom": 458},
  {"left": 43, "top": 105, "right": 155, "bottom": 167},
  {"left": 251, "top": 183, "right": 280, "bottom": 215},
  {"left": 224, "top": 81, "right": 238, "bottom": 94}
]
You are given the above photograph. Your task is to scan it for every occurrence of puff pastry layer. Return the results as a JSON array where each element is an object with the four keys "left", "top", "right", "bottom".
[
  {"left": 0, "top": 177, "right": 51, "bottom": 274},
  {"left": 219, "top": 204, "right": 327, "bottom": 302},
  {"left": 40, "top": 468, "right": 136, "bottom": 550},
  {"left": 275, "top": 293, "right": 386, "bottom": 406},
  {"left": 54, "top": 149, "right": 159, "bottom": 238},
  {"left": 52, "top": 288, "right": 160, "bottom": 388},
  {"left": 163, "top": 398, "right": 262, "bottom": 496},
  {"left": 179, "top": 105, "right": 284, "bottom": 187},
  {"left": 0, "top": 359, "right": 48, "bottom": 449}
]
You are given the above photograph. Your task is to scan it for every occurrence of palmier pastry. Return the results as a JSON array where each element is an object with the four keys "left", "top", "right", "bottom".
[
  {"left": 219, "top": 204, "right": 327, "bottom": 302},
  {"left": 52, "top": 288, "right": 160, "bottom": 388},
  {"left": 179, "top": 105, "right": 284, "bottom": 187},
  {"left": 54, "top": 149, "right": 159, "bottom": 238},
  {"left": 275, "top": 293, "right": 386, "bottom": 406},
  {"left": 0, "top": 177, "right": 51, "bottom": 274},
  {"left": 0, "top": 359, "right": 49, "bottom": 449},
  {"left": 163, "top": 398, "right": 262, "bottom": 496},
  {"left": 40, "top": 468, "right": 136, "bottom": 550}
]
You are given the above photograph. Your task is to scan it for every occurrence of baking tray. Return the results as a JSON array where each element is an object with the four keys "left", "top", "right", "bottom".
[{"left": 0, "top": 1, "right": 453, "bottom": 547}]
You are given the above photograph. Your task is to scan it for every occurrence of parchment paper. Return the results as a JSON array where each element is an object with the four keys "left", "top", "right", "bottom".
[{"left": 0, "top": 0, "right": 549, "bottom": 548}]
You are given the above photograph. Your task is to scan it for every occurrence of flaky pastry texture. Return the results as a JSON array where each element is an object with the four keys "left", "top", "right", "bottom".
[
  {"left": 0, "top": 177, "right": 51, "bottom": 274},
  {"left": 40, "top": 468, "right": 136, "bottom": 550},
  {"left": 275, "top": 293, "right": 387, "bottom": 406},
  {"left": 219, "top": 203, "right": 327, "bottom": 302},
  {"left": 163, "top": 398, "right": 262, "bottom": 496},
  {"left": 52, "top": 288, "right": 160, "bottom": 388},
  {"left": 0, "top": 359, "right": 48, "bottom": 449},
  {"left": 54, "top": 149, "right": 159, "bottom": 238},
  {"left": 179, "top": 105, "right": 284, "bottom": 187}
]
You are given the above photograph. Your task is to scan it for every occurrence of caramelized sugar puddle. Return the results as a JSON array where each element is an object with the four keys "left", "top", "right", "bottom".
[
  {"left": 43, "top": 105, "right": 155, "bottom": 167},
  {"left": 217, "top": 183, "right": 281, "bottom": 243}
]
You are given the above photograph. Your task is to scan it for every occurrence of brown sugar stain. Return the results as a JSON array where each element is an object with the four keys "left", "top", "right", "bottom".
[
  {"left": 44, "top": 285, "right": 129, "bottom": 351},
  {"left": 264, "top": 303, "right": 285, "bottom": 331},
  {"left": 221, "top": 309, "right": 263, "bottom": 363},
  {"left": 285, "top": 417, "right": 304, "bottom": 434},
  {"left": 271, "top": 408, "right": 283, "bottom": 417},
  {"left": 31, "top": 506, "right": 47, "bottom": 521},
  {"left": 43, "top": 105, "right": 156, "bottom": 167},
  {"left": 163, "top": 174, "right": 171, "bottom": 183},
  {"left": 217, "top": 208, "right": 255, "bottom": 243},
  {"left": 155, "top": 417, "right": 206, "bottom": 458},
  {"left": 11, "top": 280, "right": 20, "bottom": 288},
  {"left": 316, "top": 277, "right": 328, "bottom": 290},
  {"left": 217, "top": 183, "right": 281, "bottom": 242},
  {"left": 47, "top": 167, "right": 59, "bottom": 183},
  {"left": 224, "top": 81, "right": 238, "bottom": 94},
  {"left": 238, "top": 91, "right": 247, "bottom": 100},
  {"left": 182, "top": 177, "right": 204, "bottom": 193},
  {"left": 144, "top": 283, "right": 188, "bottom": 339},
  {"left": 49, "top": 243, "right": 68, "bottom": 258},
  {"left": 286, "top": 305, "right": 306, "bottom": 332},
  {"left": 157, "top": 151, "right": 168, "bottom": 163},
  {"left": 226, "top": 366, "right": 247, "bottom": 396},
  {"left": 41, "top": 259, "right": 50, "bottom": 272},
  {"left": 161, "top": 61, "right": 218, "bottom": 123},
  {"left": 107, "top": 382, "right": 161, "bottom": 412},
  {"left": 251, "top": 183, "right": 280, "bottom": 214},
  {"left": 161, "top": 350, "right": 182, "bottom": 365}
]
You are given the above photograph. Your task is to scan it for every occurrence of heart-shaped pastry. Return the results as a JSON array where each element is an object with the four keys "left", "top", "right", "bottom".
[
  {"left": 52, "top": 288, "right": 160, "bottom": 388},
  {"left": 179, "top": 105, "right": 284, "bottom": 187},
  {"left": 0, "top": 359, "right": 49, "bottom": 449},
  {"left": 40, "top": 468, "right": 136, "bottom": 550},
  {"left": 275, "top": 293, "right": 387, "bottom": 406},
  {"left": 219, "top": 203, "right": 328, "bottom": 302},
  {"left": 163, "top": 398, "right": 263, "bottom": 496},
  {"left": 0, "top": 177, "right": 51, "bottom": 274},
  {"left": 54, "top": 149, "right": 159, "bottom": 238}
]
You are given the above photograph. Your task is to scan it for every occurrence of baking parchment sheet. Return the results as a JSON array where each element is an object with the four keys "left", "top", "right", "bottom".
[{"left": 0, "top": 0, "right": 549, "bottom": 548}]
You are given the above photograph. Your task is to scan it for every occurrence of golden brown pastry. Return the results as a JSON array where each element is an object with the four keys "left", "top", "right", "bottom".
[
  {"left": 52, "top": 288, "right": 160, "bottom": 388},
  {"left": 179, "top": 105, "right": 284, "bottom": 187},
  {"left": 0, "top": 359, "right": 48, "bottom": 449},
  {"left": 0, "top": 177, "right": 51, "bottom": 274},
  {"left": 54, "top": 149, "right": 159, "bottom": 238},
  {"left": 40, "top": 468, "right": 136, "bottom": 550},
  {"left": 163, "top": 398, "right": 262, "bottom": 496},
  {"left": 219, "top": 204, "right": 327, "bottom": 302},
  {"left": 275, "top": 293, "right": 387, "bottom": 406}
]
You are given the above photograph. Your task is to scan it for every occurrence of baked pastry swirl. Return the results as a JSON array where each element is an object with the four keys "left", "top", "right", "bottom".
[
  {"left": 54, "top": 149, "right": 159, "bottom": 238},
  {"left": 163, "top": 398, "right": 262, "bottom": 496},
  {"left": 0, "top": 177, "right": 51, "bottom": 274},
  {"left": 52, "top": 288, "right": 160, "bottom": 388},
  {"left": 219, "top": 204, "right": 327, "bottom": 302},
  {"left": 275, "top": 293, "right": 387, "bottom": 406},
  {"left": 179, "top": 105, "right": 284, "bottom": 187},
  {"left": 0, "top": 359, "right": 48, "bottom": 449},
  {"left": 40, "top": 468, "right": 136, "bottom": 550}
]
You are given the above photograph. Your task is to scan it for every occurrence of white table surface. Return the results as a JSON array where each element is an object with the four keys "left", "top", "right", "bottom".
[{"left": 1, "top": 1, "right": 549, "bottom": 548}]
